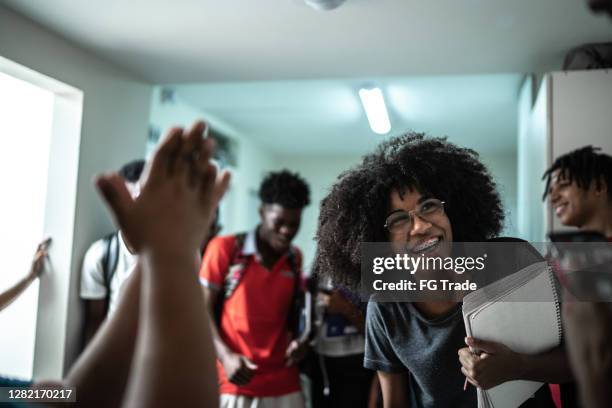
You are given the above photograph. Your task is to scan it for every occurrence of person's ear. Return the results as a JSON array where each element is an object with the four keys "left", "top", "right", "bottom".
[
  {"left": 600, "top": 178, "right": 608, "bottom": 194},
  {"left": 594, "top": 177, "right": 608, "bottom": 197},
  {"left": 259, "top": 205, "right": 265, "bottom": 220}
]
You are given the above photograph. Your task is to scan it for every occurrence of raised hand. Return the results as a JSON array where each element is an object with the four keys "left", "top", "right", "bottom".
[
  {"left": 30, "top": 237, "right": 51, "bottom": 279},
  {"left": 95, "top": 121, "right": 230, "bottom": 255}
]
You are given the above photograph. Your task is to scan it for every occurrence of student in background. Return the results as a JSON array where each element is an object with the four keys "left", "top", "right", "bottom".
[
  {"left": 0, "top": 238, "right": 49, "bottom": 312},
  {"left": 309, "top": 273, "right": 373, "bottom": 408},
  {"left": 542, "top": 146, "right": 612, "bottom": 238},
  {"left": 201, "top": 170, "right": 311, "bottom": 408},
  {"left": 80, "top": 159, "right": 144, "bottom": 347},
  {"left": 0, "top": 121, "right": 229, "bottom": 408},
  {"left": 315, "top": 134, "right": 572, "bottom": 408},
  {"left": 543, "top": 146, "right": 612, "bottom": 408}
]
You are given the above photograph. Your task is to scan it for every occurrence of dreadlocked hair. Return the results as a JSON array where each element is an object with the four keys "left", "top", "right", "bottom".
[
  {"left": 314, "top": 132, "right": 504, "bottom": 290},
  {"left": 542, "top": 146, "right": 612, "bottom": 201}
]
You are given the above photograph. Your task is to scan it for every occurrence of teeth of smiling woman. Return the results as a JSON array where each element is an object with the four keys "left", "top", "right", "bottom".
[{"left": 413, "top": 237, "right": 439, "bottom": 253}]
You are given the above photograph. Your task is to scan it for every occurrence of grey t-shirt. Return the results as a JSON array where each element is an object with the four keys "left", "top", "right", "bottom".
[
  {"left": 364, "top": 301, "right": 475, "bottom": 408},
  {"left": 364, "top": 300, "right": 555, "bottom": 408}
]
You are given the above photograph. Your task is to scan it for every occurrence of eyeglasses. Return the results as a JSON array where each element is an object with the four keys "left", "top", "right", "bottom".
[{"left": 384, "top": 198, "right": 445, "bottom": 234}]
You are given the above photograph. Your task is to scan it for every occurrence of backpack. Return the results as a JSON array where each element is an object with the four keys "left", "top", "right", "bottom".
[
  {"left": 213, "top": 233, "right": 303, "bottom": 334},
  {"left": 100, "top": 232, "right": 120, "bottom": 314}
]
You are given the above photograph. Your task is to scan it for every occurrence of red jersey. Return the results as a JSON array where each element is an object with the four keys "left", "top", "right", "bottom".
[{"left": 200, "top": 231, "right": 302, "bottom": 397}]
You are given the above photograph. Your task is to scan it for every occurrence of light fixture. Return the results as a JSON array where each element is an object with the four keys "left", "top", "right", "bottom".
[
  {"left": 359, "top": 87, "right": 391, "bottom": 135},
  {"left": 304, "top": 0, "right": 346, "bottom": 11}
]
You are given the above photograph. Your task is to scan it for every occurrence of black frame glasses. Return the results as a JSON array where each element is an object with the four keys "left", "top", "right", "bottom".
[{"left": 384, "top": 198, "right": 446, "bottom": 233}]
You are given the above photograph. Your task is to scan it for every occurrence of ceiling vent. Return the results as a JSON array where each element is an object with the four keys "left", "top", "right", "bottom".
[{"left": 304, "top": 0, "right": 346, "bottom": 11}]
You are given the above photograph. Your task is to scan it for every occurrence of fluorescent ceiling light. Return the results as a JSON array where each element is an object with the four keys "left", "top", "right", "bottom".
[
  {"left": 304, "top": 0, "right": 346, "bottom": 11},
  {"left": 359, "top": 87, "right": 391, "bottom": 135}
]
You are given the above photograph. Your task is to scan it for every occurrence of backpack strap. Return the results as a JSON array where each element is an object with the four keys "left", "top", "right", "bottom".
[
  {"left": 286, "top": 247, "right": 305, "bottom": 335},
  {"left": 101, "top": 232, "right": 120, "bottom": 314},
  {"left": 223, "top": 232, "right": 249, "bottom": 298},
  {"left": 214, "top": 232, "right": 249, "bottom": 326}
]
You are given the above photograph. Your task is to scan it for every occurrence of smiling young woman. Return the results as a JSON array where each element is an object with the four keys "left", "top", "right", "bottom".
[{"left": 314, "top": 133, "right": 572, "bottom": 408}]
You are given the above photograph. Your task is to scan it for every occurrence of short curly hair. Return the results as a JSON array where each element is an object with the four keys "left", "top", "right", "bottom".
[
  {"left": 259, "top": 170, "right": 311, "bottom": 209},
  {"left": 314, "top": 133, "right": 504, "bottom": 289}
]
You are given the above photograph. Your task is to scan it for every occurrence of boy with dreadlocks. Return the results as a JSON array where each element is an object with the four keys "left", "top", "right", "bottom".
[
  {"left": 315, "top": 133, "right": 573, "bottom": 408},
  {"left": 200, "top": 170, "right": 311, "bottom": 408},
  {"left": 543, "top": 146, "right": 612, "bottom": 238},
  {"left": 543, "top": 146, "right": 612, "bottom": 408}
]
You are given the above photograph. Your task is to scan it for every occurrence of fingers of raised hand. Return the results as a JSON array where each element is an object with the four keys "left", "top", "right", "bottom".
[
  {"left": 95, "top": 173, "right": 134, "bottom": 228},
  {"left": 175, "top": 121, "right": 206, "bottom": 184},
  {"left": 148, "top": 127, "right": 183, "bottom": 182},
  {"left": 31, "top": 250, "right": 47, "bottom": 276},
  {"left": 201, "top": 166, "right": 230, "bottom": 209}
]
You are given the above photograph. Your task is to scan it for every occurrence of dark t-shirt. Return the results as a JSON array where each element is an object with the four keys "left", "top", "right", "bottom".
[
  {"left": 364, "top": 301, "right": 555, "bottom": 408},
  {"left": 365, "top": 301, "right": 475, "bottom": 408}
]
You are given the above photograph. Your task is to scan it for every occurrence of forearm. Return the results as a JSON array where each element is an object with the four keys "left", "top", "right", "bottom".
[
  {"left": 82, "top": 317, "right": 105, "bottom": 349},
  {"left": 379, "top": 371, "right": 409, "bottom": 408},
  {"left": 207, "top": 307, "right": 233, "bottom": 362},
  {"left": 65, "top": 267, "right": 141, "bottom": 408},
  {"left": 0, "top": 273, "right": 35, "bottom": 312},
  {"left": 517, "top": 346, "right": 574, "bottom": 383},
  {"left": 122, "top": 250, "right": 217, "bottom": 408}
]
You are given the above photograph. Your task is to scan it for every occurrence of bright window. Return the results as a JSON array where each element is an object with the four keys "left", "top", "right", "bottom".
[{"left": 0, "top": 70, "right": 54, "bottom": 379}]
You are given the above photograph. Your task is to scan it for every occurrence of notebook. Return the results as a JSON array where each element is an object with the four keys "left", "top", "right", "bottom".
[{"left": 462, "top": 261, "right": 562, "bottom": 408}]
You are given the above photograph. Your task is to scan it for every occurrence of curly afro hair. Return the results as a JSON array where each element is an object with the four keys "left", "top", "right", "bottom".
[
  {"left": 542, "top": 146, "right": 612, "bottom": 201},
  {"left": 259, "top": 169, "right": 311, "bottom": 209},
  {"left": 314, "top": 133, "right": 504, "bottom": 290}
]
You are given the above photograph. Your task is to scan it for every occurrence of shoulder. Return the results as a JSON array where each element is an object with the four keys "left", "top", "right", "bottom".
[
  {"left": 88, "top": 237, "right": 108, "bottom": 253},
  {"left": 202, "top": 234, "right": 245, "bottom": 263},
  {"left": 82, "top": 238, "right": 107, "bottom": 264},
  {"left": 367, "top": 301, "right": 412, "bottom": 329},
  {"left": 366, "top": 301, "right": 391, "bottom": 326},
  {"left": 207, "top": 234, "right": 238, "bottom": 251}
]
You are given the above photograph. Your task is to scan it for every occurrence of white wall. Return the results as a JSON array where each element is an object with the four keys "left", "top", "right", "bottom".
[
  {"left": 517, "top": 76, "right": 549, "bottom": 242},
  {"left": 549, "top": 70, "right": 612, "bottom": 232},
  {"left": 0, "top": 6, "right": 152, "bottom": 378},
  {"left": 480, "top": 151, "right": 519, "bottom": 238}
]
